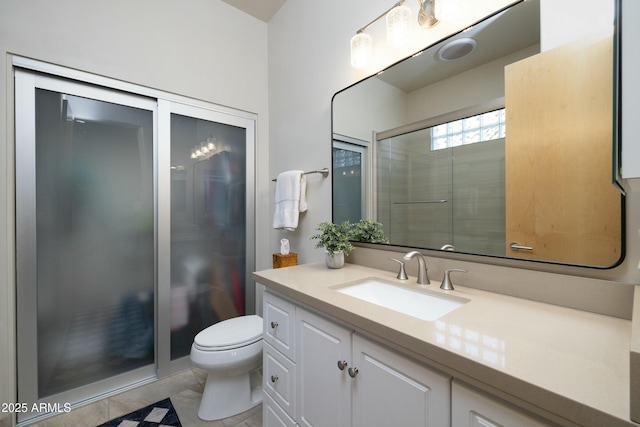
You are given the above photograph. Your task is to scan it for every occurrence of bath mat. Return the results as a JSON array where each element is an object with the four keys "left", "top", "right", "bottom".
[{"left": 96, "top": 398, "right": 182, "bottom": 427}]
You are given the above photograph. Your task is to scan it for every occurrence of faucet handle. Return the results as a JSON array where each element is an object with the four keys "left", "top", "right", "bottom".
[
  {"left": 389, "top": 258, "right": 408, "bottom": 280},
  {"left": 440, "top": 269, "right": 467, "bottom": 291}
]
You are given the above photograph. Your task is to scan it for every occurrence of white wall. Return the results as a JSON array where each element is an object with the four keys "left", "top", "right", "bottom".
[
  {"left": 407, "top": 46, "right": 538, "bottom": 121},
  {"left": 541, "top": 0, "right": 615, "bottom": 51},
  {"left": 333, "top": 78, "right": 408, "bottom": 142},
  {"left": 0, "top": 0, "right": 269, "bottom": 422}
]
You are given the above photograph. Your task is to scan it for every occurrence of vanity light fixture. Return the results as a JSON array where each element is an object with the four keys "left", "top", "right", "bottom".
[
  {"left": 350, "top": 0, "right": 443, "bottom": 68},
  {"left": 190, "top": 137, "right": 217, "bottom": 160}
]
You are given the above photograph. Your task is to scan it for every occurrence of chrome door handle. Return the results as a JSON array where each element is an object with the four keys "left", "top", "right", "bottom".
[
  {"left": 509, "top": 242, "right": 533, "bottom": 251},
  {"left": 348, "top": 367, "right": 359, "bottom": 378},
  {"left": 337, "top": 360, "right": 348, "bottom": 371}
]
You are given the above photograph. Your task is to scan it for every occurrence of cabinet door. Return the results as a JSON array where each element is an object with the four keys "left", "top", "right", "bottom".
[
  {"left": 351, "top": 334, "right": 451, "bottom": 427},
  {"left": 452, "top": 381, "right": 557, "bottom": 427},
  {"left": 504, "top": 36, "right": 621, "bottom": 266},
  {"left": 296, "top": 308, "right": 352, "bottom": 427}
]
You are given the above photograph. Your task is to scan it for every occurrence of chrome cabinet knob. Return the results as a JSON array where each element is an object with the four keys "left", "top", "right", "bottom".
[
  {"left": 270, "top": 321, "right": 278, "bottom": 329},
  {"left": 348, "top": 367, "right": 359, "bottom": 378},
  {"left": 271, "top": 375, "right": 278, "bottom": 383},
  {"left": 337, "top": 360, "right": 348, "bottom": 371}
]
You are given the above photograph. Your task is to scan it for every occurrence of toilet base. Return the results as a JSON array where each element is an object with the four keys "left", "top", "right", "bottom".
[{"left": 198, "top": 368, "right": 263, "bottom": 421}]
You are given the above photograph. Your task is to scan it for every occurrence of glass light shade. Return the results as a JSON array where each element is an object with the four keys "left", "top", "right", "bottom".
[
  {"left": 350, "top": 32, "right": 373, "bottom": 68},
  {"left": 386, "top": 4, "right": 412, "bottom": 47}
]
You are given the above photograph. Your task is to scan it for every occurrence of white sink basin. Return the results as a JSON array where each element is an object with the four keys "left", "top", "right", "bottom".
[{"left": 334, "top": 278, "right": 468, "bottom": 321}]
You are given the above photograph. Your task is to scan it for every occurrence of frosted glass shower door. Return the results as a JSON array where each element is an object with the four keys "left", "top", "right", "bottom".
[
  {"left": 161, "top": 101, "right": 255, "bottom": 364},
  {"left": 16, "top": 70, "right": 157, "bottom": 415}
]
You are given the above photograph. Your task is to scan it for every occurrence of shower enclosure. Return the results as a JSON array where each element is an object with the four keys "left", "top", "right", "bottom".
[
  {"left": 376, "top": 109, "right": 506, "bottom": 255},
  {"left": 15, "top": 63, "right": 255, "bottom": 423}
]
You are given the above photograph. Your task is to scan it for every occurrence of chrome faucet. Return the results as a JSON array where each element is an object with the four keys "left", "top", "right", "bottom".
[{"left": 402, "top": 251, "right": 430, "bottom": 284}]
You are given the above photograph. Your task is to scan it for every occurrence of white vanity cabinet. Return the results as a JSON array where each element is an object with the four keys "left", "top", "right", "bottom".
[
  {"left": 452, "top": 380, "right": 559, "bottom": 427},
  {"left": 263, "top": 289, "right": 451, "bottom": 427}
]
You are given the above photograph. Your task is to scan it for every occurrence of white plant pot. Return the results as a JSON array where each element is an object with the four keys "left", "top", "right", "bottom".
[{"left": 325, "top": 251, "right": 345, "bottom": 269}]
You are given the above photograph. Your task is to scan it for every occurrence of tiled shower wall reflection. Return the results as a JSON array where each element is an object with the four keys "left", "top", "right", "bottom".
[{"left": 377, "top": 136, "right": 505, "bottom": 256}]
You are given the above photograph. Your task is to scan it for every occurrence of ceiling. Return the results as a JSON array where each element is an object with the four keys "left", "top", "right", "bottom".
[
  {"left": 376, "top": 0, "right": 540, "bottom": 92},
  {"left": 221, "top": 0, "right": 287, "bottom": 22}
]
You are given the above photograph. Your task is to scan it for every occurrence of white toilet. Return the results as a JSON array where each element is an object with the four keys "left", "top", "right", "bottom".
[{"left": 190, "top": 315, "right": 263, "bottom": 421}]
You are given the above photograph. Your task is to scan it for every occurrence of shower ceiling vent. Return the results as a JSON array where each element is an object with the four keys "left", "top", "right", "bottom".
[{"left": 437, "top": 38, "right": 477, "bottom": 61}]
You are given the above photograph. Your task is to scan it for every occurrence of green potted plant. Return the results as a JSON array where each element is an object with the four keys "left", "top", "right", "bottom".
[
  {"left": 311, "top": 220, "right": 354, "bottom": 268},
  {"left": 350, "top": 219, "right": 389, "bottom": 244}
]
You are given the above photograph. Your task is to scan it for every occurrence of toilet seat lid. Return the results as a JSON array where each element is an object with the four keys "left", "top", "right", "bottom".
[{"left": 194, "top": 315, "right": 263, "bottom": 350}]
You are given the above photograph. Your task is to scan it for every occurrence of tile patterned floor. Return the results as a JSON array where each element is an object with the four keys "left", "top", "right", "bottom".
[
  {"left": 96, "top": 398, "right": 181, "bottom": 427},
  {"left": 25, "top": 368, "right": 262, "bottom": 427}
]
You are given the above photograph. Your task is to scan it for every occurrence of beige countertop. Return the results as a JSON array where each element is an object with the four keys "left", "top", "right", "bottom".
[{"left": 253, "top": 262, "right": 636, "bottom": 427}]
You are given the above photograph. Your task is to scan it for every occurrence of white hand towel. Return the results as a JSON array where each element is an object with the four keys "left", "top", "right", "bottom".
[{"left": 273, "top": 170, "right": 307, "bottom": 231}]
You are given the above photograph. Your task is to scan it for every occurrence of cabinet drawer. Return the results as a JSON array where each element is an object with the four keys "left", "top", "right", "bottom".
[
  {"left": 452, "top": 380, "right": 557, "bottom": 427},
  {"left": 264, "top": 390, "right": 297, "bottom": 427},
  {"left": 264, "top": 291, "right": 296, "bottom": 360},
  {"left": 264, "top": 341, "right": 296, "bottom": 418}
]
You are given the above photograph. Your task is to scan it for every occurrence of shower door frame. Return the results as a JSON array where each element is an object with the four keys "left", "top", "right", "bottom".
[{"left": 14, "top": 56, "right": 257, "bottom": 423}]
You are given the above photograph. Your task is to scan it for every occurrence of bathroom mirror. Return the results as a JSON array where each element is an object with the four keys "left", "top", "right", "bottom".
[{"left": 332, "top": 0, "right": 623, "bottom": 267}]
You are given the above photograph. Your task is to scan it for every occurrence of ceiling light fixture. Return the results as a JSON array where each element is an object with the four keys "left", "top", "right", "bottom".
[{"left": 351, "top": 0, "right": 444, "bottom": 69}]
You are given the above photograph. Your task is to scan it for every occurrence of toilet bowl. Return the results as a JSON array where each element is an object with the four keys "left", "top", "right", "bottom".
[{"left": 190, "top": 315, "right": 263, "bottom": 421}]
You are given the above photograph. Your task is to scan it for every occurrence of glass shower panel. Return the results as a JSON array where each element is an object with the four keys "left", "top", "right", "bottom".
[
  {"left": 377, "top": 129, "right": 452, "bottom": 248},
  {"left": 170, "top": 113, "right": 247, "bottom": 360},
  {"left": 33, "top": 89, "right": 155, "bottom": 398},
  {"left": 450, "top": 139, "right": 506, "bottom": 256}
]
